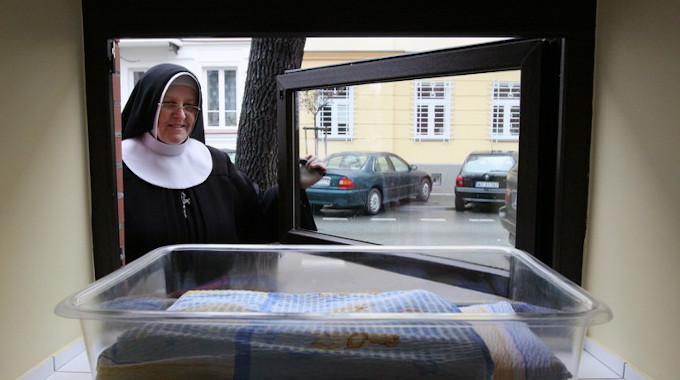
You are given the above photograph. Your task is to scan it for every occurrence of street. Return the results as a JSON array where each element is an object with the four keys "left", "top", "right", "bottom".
[{"left": 313, "top": 193, "right": 513, "bottom": 247}]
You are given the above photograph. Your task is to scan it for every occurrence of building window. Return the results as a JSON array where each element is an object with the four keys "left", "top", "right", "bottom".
[
  {"left": 121, "top": 70, "right": 149, "bottom": 109},
  {"left": 414, "top": 80, "right": 451, "bottom": 141},
  {"left": 132, "top": 70, "right": 145, "bottom": 86},
  {"left": 205, "top": 69, "right": 237, "bottom": 128},
  {"left": 317, "top": 87, "right": 353, "bottom": 140},
  {"left": 491, "top": 81, "right": 520, "bottom": 141}
]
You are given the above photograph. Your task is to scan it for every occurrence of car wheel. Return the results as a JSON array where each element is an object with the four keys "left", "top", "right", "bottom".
[
  {"left": 364, "top": 188, "right": 382, "bottom": 215},
  {"left": 415, "top": 179, "right": 431, "bottom": 201},
  {"left": 455, "top": 195, "right": 465, "bottom": 211}
]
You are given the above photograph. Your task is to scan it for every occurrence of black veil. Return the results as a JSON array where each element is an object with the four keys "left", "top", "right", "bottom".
[{"left": 121, "top": 63, "right": 205, "bottom": 143}]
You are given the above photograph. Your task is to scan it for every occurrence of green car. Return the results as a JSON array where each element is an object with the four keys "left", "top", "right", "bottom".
[{"left": 306, "top": 151, "right": 433, "bottom": 215}]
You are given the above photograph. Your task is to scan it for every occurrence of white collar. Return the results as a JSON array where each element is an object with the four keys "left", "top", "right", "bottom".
[{"left": 122, "top": 133, "right": 213, "bottom": 189}]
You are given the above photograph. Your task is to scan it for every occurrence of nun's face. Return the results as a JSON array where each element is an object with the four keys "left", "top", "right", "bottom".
[{"left": 157, "top": 85, "right": 199, "bottom": 145}]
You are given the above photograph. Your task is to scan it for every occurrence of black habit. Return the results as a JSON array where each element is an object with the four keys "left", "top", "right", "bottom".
[{"left": 121, "top": 64, "right": 313, "bottom": 263}]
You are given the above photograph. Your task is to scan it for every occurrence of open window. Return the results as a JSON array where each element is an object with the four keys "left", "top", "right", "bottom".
[
  {"left": 278, "top": 39, "right": 562, "bottom": 266},
  {"left": 82, "top": 2, "right": 595, "bottom": 285}
]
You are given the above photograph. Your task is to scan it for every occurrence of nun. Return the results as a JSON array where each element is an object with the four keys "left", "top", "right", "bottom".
[{"left": 121, "top": 63, "right": 325, "bottom": 263}]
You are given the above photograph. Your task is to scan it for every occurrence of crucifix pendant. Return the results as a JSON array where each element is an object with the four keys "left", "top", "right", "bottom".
[{"left": 181, "top": 191, "right": 191, "bottom": 218}]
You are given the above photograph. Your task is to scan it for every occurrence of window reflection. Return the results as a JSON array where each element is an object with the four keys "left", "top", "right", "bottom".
[
  {"left": 415, "top": 80, "right": 450, "bottom": 141},
  {"left": 491, "top": 81, "right": 521, "bottom": 141},
  {"left": 298, "top": 71, "right": 520, "bottom": 247}
]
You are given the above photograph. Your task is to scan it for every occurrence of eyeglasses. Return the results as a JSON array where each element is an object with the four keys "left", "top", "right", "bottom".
[{"left": 159, "top": 102, "right": 201, "bottom": 116}]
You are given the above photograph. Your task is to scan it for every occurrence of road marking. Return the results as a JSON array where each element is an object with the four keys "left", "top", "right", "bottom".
[
  {"left": 371, "top": 217, "right": 397, "bottom": 222},
  {"left": 420, "top": 218, "right": 447, "bottom": 222},
  {"left": 322, "top": 217, "right": 349, "bottom": 221},
  {"left": 469, "top": 218, "right": 495, "bottom": 222}
]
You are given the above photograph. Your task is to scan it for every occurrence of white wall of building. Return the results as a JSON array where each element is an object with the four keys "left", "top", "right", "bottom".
[
  {"left": 118, "top": 38, "right": 506, "bottom": 150},
  {"left": 119, "top": 38, "right": 251, "bottom": 149}
]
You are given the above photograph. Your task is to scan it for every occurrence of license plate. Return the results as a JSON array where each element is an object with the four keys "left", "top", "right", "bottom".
[
  {"left": 475, "top": 181, "right": 499, "bottom": 188},
  {"left": 316, "top": 176, "right": 331, "bottom": 186}
]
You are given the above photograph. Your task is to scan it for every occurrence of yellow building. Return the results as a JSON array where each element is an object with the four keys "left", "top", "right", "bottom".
[
  {"left": 302, "top": 60, "right": 520, "bottom": 160},
  {"left": 300, "top": 50, "right": 520, "bottom": 190},
  {"left": 117, "top": 38, "right": 519, "bottom": 188}
]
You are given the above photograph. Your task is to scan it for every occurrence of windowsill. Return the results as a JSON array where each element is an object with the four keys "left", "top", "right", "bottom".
[
  {"left": 316, "top": 137, "right": 353, "bottom": 141},
  {"left": 412, "top": 137, "right": 450, "bottom": 142},
  {"left": 489, "top": 137, "right": 519, "bottom": 142},
  {"left": 204, "top": 129, "right": 237, "bottom": 134}
]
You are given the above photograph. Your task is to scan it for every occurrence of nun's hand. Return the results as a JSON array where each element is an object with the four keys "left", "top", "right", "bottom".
[{"left": 299, "top": 154, "right": 327, "bottom": 189}]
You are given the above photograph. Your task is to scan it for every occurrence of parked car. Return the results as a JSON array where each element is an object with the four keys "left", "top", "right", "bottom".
[
  {"left": 306, "top": 151, "right": 432, "bottom": 215},
  {"left": 454, "top": 150, "right": 518, "bottom": 212},
  {"left": 498, "top": 162, "right": 518, "bottom": 245}
]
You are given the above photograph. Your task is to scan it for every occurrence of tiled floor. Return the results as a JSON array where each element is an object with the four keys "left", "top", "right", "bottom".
[{"left": 38, "top": 346, "right": 625, "bottom": 380}]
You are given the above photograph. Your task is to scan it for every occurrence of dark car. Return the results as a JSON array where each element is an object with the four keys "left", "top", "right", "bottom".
[
  {"left": 498, "top": 162, "right": 518, "bottom": 244},
  {"left": 454, "top": 150, "right": 518, "bottom": 211},
  {"left": 306, "top": 151, "right": 432, "bottom": 215}
]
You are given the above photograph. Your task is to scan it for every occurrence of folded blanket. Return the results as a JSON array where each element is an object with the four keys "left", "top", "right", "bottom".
[
  {"left": 95, "top": 290, "right": 568, "bottom": 380},
  {"left": 167, "top": 289, "right": 462, "bottom": 313},
  {"left": 461, "top": 302, "right": 570, "bottom": 380}
]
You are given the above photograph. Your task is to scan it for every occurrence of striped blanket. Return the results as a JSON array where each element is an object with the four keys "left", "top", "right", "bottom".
[{"left": 96, "top": 290, "right": 569, "bottom": 379}]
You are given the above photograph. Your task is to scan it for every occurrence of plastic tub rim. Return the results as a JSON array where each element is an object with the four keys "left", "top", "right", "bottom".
[{"left": 54, "top": 244, "right": 612, "bottom": 326}]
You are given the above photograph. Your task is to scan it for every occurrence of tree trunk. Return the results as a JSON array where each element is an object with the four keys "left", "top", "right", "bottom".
[{"left": 236, "top": 37, "right": 306, "bottom": 189}]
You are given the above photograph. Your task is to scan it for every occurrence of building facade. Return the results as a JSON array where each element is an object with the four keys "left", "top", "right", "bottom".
[{"left": 119, "top": 38, "right": 520, "bottom": 192}]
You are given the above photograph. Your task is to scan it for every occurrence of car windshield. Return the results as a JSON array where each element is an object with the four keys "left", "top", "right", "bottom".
[
  {"left": 463, "top": 155, "right": 516, "bottom": 174},
  {"left": 325, "top": 154, "right": 369, "bottom": 170}
]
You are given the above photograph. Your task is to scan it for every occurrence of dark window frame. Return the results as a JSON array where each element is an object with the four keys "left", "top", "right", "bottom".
[
  {"left": 278, "top": 38, "right": 560, "bottom": 261},
  {"left": 81, "top": 1, "right": 596, "bottom": 284}
]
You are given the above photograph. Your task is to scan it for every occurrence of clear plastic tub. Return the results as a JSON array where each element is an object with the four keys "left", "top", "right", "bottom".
[{"left": 56, "top": 244, "right": 611, "bottom": 379}]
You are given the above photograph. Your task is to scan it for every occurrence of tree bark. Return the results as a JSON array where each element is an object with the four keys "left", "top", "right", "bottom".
[{"left": 236, "top": 37, "right": 306, "bottom": 189}]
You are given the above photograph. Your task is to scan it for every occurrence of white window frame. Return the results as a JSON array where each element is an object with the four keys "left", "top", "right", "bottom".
[
  {"left": 121, "top": 68, "right": 150, "bottom": 110},
  {"left": 203, "top": 68, "right": 238, "bottom": 130},
  {"left": 491, "top": 81, "right": 520, "bottom": 141},
  {"left": 316, "top": 87, "right": 353, "bottom": 141},
  {"left": 413, "top": 80, "right": 451, "bottom": 142},
  {"left": 131, "top": 70, "right": 146, "bottom": 89}
]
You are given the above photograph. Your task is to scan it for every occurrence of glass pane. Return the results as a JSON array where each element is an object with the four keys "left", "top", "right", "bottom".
[
  {"left": 433, "top": 105, "right": 445, "bottom": 135},
  {"left": 416, "top": 105, "right": 428, "bottom": 134},
  {"left": 298, "top": 70, "right": 520, "bottom": 247},
  {"left": 206, "top": 70, "right": 219, "bottom": 127},
  {"left": 225, "top": 110, "right": 237, "bottom": 126},
  {"left": 510, "top": 106, "right": 520, "bottom": 135},
  {"left": 132, "top": 71, "right": 145, "bottom": 86},
  {"left": 491, "top": 81, "right": 520, "bottom": 140},
  {"left": 336, "top": 104, "right": 349, "bottom": 136},
  {"left": 389, "top": 155, "right": 409, "bottom": 172},
  {"left": 223, "top": 70, "right": 236, "bottom": 126},
  {"left": 208, "top": 110, "right": 219, "bottom": 126},
  {"left": 305, "top": 87, "right": 352, "bottom": 139}
]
